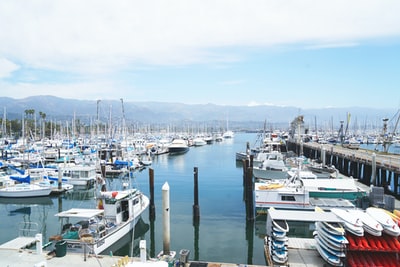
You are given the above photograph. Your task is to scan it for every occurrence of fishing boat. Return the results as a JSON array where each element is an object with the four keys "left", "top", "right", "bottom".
[
  {"left": 366, "top": 207, "right": 400, "bottom": 237},
  {"left": 252, "top": 151, "right": 288, "bottom": 180},
  {"left": 254, "top": 179, "right": 312, "bottom": 211},
  {"left": 50, "top": 187, "right": 149, "bottom": 255},
  {"left": 254, "top": 174, "right": 357, "bottom": 212}
]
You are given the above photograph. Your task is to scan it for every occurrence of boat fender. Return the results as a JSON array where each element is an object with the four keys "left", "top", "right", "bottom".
[{"left": 98, "top": 199, "right": 104, "bottom": 209}]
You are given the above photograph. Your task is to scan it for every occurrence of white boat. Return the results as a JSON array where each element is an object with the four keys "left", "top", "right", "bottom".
[
  {"left": 54, "top": 164, "right": 97, "bottom": 189},
  {"left": 331, "top": 208, "right": 364, "bottom": 236},
  {"left": 254, "top": 180, "right": 312, "bottom": 211},
  {"left": 348, "top": 209, "right": 383, "bottom": 236},
  {"left": 51, "top": 187, "right": 149, "bottom": 255},
  {"left": 0, "top": 182, "right": 52, "bottom": 198},
  {"left": 298, "top": 174, "right": 367, "bottom": 200},
  {"left": 222, "top": 130, "right": 234, "bottom": 139},
  {"left": 192, "top": 137, "right": 207, "bottom": 146},
  {"left": 37, "top": 179, "right": 74, "bottom": 193},
  {"left": 168, "top": 139, "right": 189, "bottom": 154},
  {"left": 306, "top": 163, "right": 337, "bottom": 179},
  {"left": 252, "top": 151, "right": 288, "bottom": 180},
  {"left": 366, "top": 207, "right": 400, "bottom": 237}
]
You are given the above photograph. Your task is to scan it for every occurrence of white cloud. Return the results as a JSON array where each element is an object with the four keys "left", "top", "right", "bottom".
[
  {"left": 0, "top": 58, "right": 19, "bottom": 78},
  {"left": 1, "top": 0, "right": 400, "bottom": 74},
  {"left": 247, "top": 101, "right": 287, "bottom": 107},
  {"left": 0, "top": 80, "right": 135, "bottom": 101}
]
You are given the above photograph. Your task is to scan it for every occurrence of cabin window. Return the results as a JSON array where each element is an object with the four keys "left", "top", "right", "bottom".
[{"left": 281, "top": 195, "right": 296, "bottom": 201}]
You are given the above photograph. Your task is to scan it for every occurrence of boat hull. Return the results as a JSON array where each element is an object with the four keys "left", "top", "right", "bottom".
[{"left": 0, "top": 184, "right": 52, "bottom": 198}]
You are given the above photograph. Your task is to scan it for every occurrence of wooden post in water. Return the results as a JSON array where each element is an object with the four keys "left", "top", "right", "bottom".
[
  {"left": 242, "top": 158, "right": 249, "bottom": 185},
  {"left": 193, "top": 167, "right": 200, "bottom": 222},
  {"left": 149, "top": 168, "right": 156, "bottom": 220},
  {"left": 245, "top": 166, "right": 254, "bottom": 221}
]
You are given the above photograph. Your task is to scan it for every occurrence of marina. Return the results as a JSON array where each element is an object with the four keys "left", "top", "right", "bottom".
[{"left": 1, "top": 132, "right": 400, "bottom": 266}]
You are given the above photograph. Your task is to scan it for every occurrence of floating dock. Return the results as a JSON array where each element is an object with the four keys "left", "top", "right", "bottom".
[{"left": 0, "top": 236, "right": 37, "bottom": 250}]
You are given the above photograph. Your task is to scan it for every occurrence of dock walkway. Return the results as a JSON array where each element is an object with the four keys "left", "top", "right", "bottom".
[{"left": 0, "top": 236, "right": 37, "bottom": 250}]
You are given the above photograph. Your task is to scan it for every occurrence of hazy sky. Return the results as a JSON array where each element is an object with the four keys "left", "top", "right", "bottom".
[{"left": 1, "top": 0, "right": 399, "bottom": 109}]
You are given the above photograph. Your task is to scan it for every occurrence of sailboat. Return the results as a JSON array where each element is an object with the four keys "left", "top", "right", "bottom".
[{"left": 222, "top": 113, "right": 234, "bottom": 139}]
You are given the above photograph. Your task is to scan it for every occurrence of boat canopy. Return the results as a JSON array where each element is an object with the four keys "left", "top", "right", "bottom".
[{"left": 55, "top": 208, "right": 104, "bottom": 219}]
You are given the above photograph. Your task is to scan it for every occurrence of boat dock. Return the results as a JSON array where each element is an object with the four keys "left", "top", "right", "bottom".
[
  {"left": 267, "top": 208, "right": 341, "bottom": 223},
  {"left": 0, "top": 236, "right": 37, "bottom": 250},
  {"left": 0, "top": 246, "right": 271, "bottom": 267},
  {"left": 0, "top": 247, "right": 324, "bottom": 267}
]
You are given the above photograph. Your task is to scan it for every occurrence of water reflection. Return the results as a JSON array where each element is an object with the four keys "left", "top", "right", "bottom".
[
  {"left": 193, "top": 219, "right": 199, "bottom": 261},
  {"left": 0, "top": 196, "right": 53, "bottom": 242},
  {"left": 64, "top": 188, "right": 96, "bottom": 201},
  {"left": 0, "top": 196, "right": 53, "bottom": 206},
  {"left": 109, "top": 217, "right": 150, "bottom": 256}
]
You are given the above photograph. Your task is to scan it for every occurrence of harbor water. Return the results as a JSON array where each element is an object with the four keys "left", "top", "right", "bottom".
[
  {"left": 2, "top": 133, "right": 398, "bottom": 265},
  {"left": 0, "top": 133, "right": 272, "bottom": 265}
]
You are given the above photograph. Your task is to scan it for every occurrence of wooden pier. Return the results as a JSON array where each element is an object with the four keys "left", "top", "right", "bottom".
[{"left": 287, "top": 141, "right": 400, "bottom": 199}]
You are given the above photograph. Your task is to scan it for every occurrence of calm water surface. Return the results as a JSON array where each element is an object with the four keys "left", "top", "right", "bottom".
[{"left": 0, "top": 133, "right": 271, "bottom": 265}]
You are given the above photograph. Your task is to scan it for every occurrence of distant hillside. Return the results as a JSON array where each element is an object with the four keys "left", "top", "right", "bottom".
[{"left": 0, "top": 96, "right": 397, "bottom": 131}]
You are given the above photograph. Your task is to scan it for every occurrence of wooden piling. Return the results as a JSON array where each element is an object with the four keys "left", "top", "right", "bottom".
[
  {"left": 245, "top": 166, "right": 254, "bottom": 221},
  {"left": 193, "top": 167, "right": 200, "bottom": 222},
  {"left": 371, "top": 153, "right": 377, "bottom": 185},
  {"left": 242, "top": 158, "right": 249, "bottom": 186},
  {"left": 149, "top": 168, "right": 155, "bottom": 220}
]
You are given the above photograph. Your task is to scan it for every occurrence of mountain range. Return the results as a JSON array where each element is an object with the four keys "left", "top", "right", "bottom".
[{"left": 0, "top": 95, "right": 397, "bottom": 131}]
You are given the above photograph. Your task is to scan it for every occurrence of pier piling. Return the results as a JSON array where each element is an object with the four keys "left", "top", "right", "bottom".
[
  {"left": 245, "top": 165, "right": 254, "bottom": 221},
  {"left": 371, "top": 153, "right": 377, "bottom": 185},
  {"left": 193, "top": 167, "right": 200, "bottom": 223},
  {"left": 149, "top": 168, "right": 156, "bottom": 220}
]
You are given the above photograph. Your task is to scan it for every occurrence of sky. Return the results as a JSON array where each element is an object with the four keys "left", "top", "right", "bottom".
[{"left": 0, "top": 0, "right": 400, "bottom": 109}]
